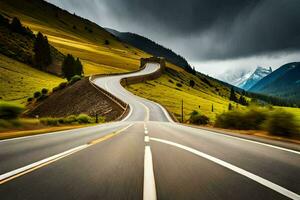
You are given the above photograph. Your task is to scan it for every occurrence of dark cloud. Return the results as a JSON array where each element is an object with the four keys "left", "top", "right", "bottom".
[{"left": 47, "top": 0, "right": 300, "bottom": 61}]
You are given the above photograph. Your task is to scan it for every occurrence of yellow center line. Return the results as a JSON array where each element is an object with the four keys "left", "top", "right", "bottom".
[{"left": 0, "top": 123, "right": 133, "bottom": 184}]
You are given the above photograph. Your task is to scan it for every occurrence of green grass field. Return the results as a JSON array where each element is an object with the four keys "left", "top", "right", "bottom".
[
  {"left": 0, "top": 55, "right": 63, "bottom": 104},
  {"left": 126, "top": 73, "right": 241, "bottom": 122}
]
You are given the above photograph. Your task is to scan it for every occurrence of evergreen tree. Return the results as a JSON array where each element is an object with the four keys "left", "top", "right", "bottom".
[
  {"left": 228, "top": 103, "right": 232, "bottom": 110},
  {"left": 189, "top": 80, "right": 195, "bottom": 88},
  {"left": 10, "top": 17, "right": 24, "bottom": 33},
  {"left": 62, "top": 55, "right": 83, "bottom": 80},
  {"left": 34, "top": 32, "right": 52, "bottom": 69},
  {"left": 239, "top": 95, "right": 248, "bottom": 106},
  {"left": 229, "top": 87, "right": 237, "bottom": 102},
  {"left": 62, "top": 54, "right": 76, "bottom": 81},
  {"left": 75, "top": 58, "right": 83, "bottom": 76}
]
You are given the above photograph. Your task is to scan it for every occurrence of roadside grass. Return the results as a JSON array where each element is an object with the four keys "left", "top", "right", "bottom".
[
  {"left": 126, "top": 74, "right": 240, "bottom": 122},
  {"left": 0, "top": 55, "right": 63, "bottom": 104},
  {"left": 276, "top": 106, "right": 300, "bottom": 124}
]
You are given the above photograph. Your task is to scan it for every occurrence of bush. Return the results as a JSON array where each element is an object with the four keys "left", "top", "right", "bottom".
[
  {"left": 40, "top": 118, "right": 59, "bottom": 126},
  {"left": 263, "top": 110, "right": 298, "bottom": 136},
  {"left": 69, "top": 75, "right": 82, "bottom": 85},
  {"left": 215, "top": 108, "right": 267, "bottom": 130},
  {"left": 104, "top": 39, "right": 110, "bottom": 45},
  {"left": 52, "top": 86, "right": 60, "bottom": 92},
  {"left": 63, "top": 115, "right": 77, "bottom": 124},
  {"left": 58, "top": 82, "right": 67, "bottom": 90},
  {"left": 40, "top": 114, "right": 94, "bottom": 126},
  {"left": 176, "top": 83, "right": 182, "bottom": 87},
  {"left": 0, "top": 101, "right": 25, "bottom": 119},
  {"left": 37, "top": 94, "right": 48, "bottom": 101},
  {"left": 27, "top": 97, "right": 33, "bottom": 102},
  {"left": 76, "top": 114, "right": 92, "bottom": 124},
  {"left": 34, "top": 91, "right": 41, "bottom": 98},
  {"left": 189, "top": 110, "right": 210, "bottom": 125},
  {"left": 41, "top": 88, "right": 48, "bottom": 94},
  {"left": 168, "top": 79, "right": 174, "bottom": 84}
]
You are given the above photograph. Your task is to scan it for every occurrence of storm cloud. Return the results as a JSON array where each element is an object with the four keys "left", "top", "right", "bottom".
[{"left": 47, "top": 0, "right": 300, "bottom": 61}]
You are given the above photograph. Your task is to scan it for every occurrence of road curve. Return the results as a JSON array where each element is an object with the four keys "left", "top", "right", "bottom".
[{"left": 0, "top": 63, "right": 299, "bottom": 200}]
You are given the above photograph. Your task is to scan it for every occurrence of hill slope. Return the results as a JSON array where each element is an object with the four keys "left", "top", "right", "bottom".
[
  {"left": 106, "top": 28, "right": 194, "bottom": 73},
  {"left": 0, "top": 0, "right": 149, "bottom": 74},
  {"left": 0, "top": 54, "right": 63, "bottom": 104},
  {"left": 249, "top": 62, "right": 300, "bottom": 102}
]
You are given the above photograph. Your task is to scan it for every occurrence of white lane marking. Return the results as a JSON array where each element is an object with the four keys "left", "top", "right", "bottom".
[
  {"left": 178, "top": 125, "right": 300, "bottom": 155},
  {"left": 150, "top": 137, "right": 300, "bottom": 200},
  {"left": 145, "top": 136, "right": 150, "bottom": 142},
  {"left": 143, "top": 146, "right": 157, "bottom": 200},
  {"left": 0, "top": 145, "right": 88, "bottom": 183},
  {"left": 0, "top": 124, "right": 133, "bottom": 184},
  {"left": 145, "top": 130, "right": 149, "bottom": 135}
]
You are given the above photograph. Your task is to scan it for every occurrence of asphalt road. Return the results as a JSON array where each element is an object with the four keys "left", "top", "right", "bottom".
[{"left": 0, "top": 63, "right": 299, "bottom": 200}]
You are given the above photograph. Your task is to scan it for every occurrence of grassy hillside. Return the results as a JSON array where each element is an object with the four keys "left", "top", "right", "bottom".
[
  {"left": 0, "top": 0, "right": 150, "bottom": 75},
  {"left": 126, "top": 69, "right": 244, "bottom": 122},
  {"left": 0, "top": 54, "right": 63, "bottom": 104},
  {"left": 106, "top": 28, "right": 194, "bottom": 73}
]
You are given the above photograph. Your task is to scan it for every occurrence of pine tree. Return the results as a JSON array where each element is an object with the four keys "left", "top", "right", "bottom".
[
  {"left": 62, "top": 54, "right": 76, "bottom": 81},
  {"left": 34, "top": 32, "right": 52, "bottom": 69},
  {"left": 229, "top": 87, "right": 237, "bottom": 102},
  {"left": 75, "top": 58, "right": 83, "bottom": 76},
  {"left": 228, "top": 103, "right": 232, "bottom": 110}
]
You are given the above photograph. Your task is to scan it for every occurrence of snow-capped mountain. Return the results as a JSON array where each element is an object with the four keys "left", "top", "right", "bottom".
[
  {"left": 238, "top": 66, "right": 272, "bottom": 90},
  {"left": 218, "top": 69, "right": 252, "bottom": 86}
]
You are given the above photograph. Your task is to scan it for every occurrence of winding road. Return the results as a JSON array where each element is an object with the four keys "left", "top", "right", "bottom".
[{"left": 0, "top": 63, "right": 299, "bottom": 200}]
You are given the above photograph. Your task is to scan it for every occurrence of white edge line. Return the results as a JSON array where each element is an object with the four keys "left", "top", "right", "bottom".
[
  {"left": 177, "top": 125, "right": 300, "bottom": 155},
  {"left": 0, "top": 124, "right": 133, "bottom": 182},
  {"left": 145, "top": 136, "right": 150, "bottom": 142},
  {"left": 143, "top": 146, "right": 157, "bottom": 200},
  {"left": 150, "top": 137, "right": 300, "bottom": 200},
  {"left": 0, "top": 144, "right": 88, "bottom": 181}
]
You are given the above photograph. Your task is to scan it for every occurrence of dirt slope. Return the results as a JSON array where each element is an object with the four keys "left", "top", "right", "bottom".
[{"left": 27, "top": 78, "right": 123, "bottom": 121}]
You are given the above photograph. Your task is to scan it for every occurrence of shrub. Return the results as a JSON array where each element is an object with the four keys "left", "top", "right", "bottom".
[
  {"left": 168, "top": 79, "right": 174, "bottom": 84},
  {"left": 34, "top": 91, "right": 41, "bottom": 98},
  {"left": 52, "top": 86, "right": 60, "bottom": 92},
  {"left": 58, "top": 82, "right": 67, "bottom": 90},
  {"left": 176, "top": 83, "right": 182, "bottom": 87},
  {"left": 76, "top": 114, "right": 92, "bottom": 124},
  {"left": 40, "top": 117, "right": 59, "bottom": 126},
  {"left": 104, "top": 39, "right": 110, "bottom": 45},
  {"left": 69, "top": 75, "right": 82, "bottom": 85},
  {"left": 37, "top": 94, "right": 48, "bottom": 101},
  {"left": 27, "top": 97, "right": 33, "bottom": 102},
  {"left": 41, "top": 88, "right": 48, "bottom": 94},
  {"left": 263, "top": 110, "right": 298, "bottom": 136},
  {"left": 189, "top": 110, "right": 210, "bottom": 125},
  {"left": 215, "top": 108, "right": 267, "bottom": 130},
  {"left": 189, "top": 80, "right": 195, "bottom": 88},
  {"left": 63, "top": 115, "right": 77, "bottom": 124},
  {"left": 0, "top": 101, "right": 25, "bottom": 119}
]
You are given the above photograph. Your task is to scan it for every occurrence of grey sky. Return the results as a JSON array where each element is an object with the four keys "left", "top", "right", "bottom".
[{"left": 46, "top": 0, "right": 300, "bottom": 79}]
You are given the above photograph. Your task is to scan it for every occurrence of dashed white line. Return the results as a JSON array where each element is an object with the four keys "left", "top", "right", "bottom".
[
  {"left": 143, "top": 146, "right": 157, "bottom": 200},
  {"left": 150, "top": 137, "right": 300, "bottom": 200},
  {"left": 145, "top": 136, "right": 150, "bottom": 142}
]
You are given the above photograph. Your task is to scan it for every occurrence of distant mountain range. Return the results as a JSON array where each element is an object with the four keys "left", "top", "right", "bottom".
[
  {"left": 238, "top": 66, "right": 272, "bottom": 90},
  {"left": 105, "top": 28, "right": 194, "bottom": 73},
  {"left": 249, "top": 62, "right": 300, "bottom": 102}
]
